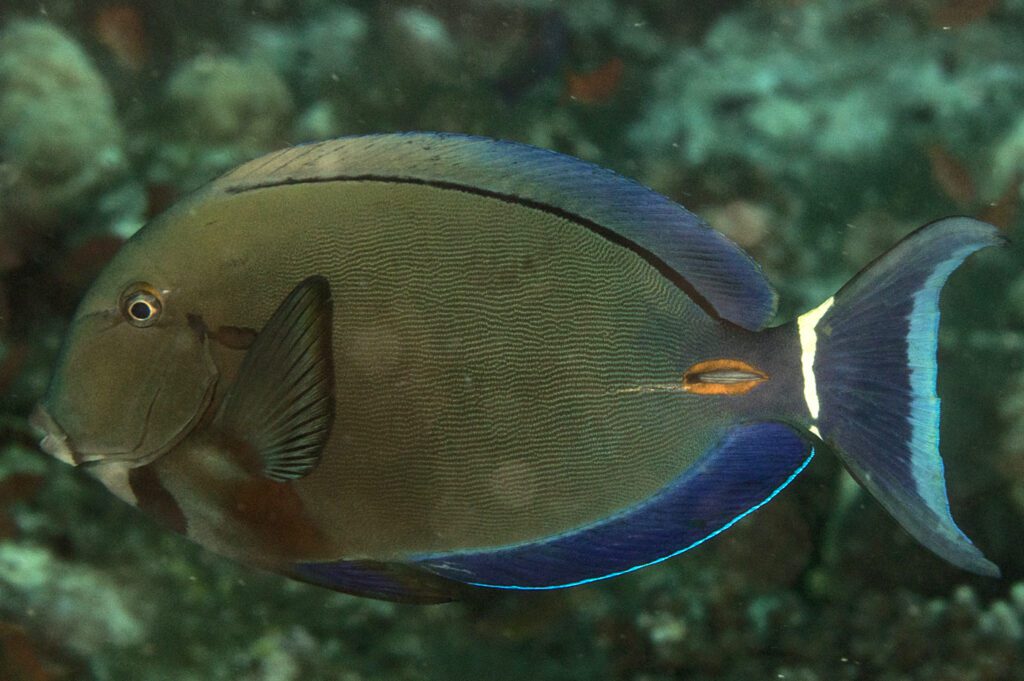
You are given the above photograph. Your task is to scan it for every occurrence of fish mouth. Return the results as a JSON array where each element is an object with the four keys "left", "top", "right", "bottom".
[
  {"left": 29, "top": 385, "right": 213, "bottom": 470},
  {"left": 29, "top": 403, "right": 81, "bottom": 466}
]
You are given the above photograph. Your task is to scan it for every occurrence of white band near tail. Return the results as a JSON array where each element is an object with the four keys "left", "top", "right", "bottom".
[{"left": 797, "top": 296, "right": 834, "bottom": 436}]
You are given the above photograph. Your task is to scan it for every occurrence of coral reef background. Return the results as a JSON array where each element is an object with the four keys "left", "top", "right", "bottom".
[{"left": 1, "top": 1, "right": 1023, "bottom": 679}]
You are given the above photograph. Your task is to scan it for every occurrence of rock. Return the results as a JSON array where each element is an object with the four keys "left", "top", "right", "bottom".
[
  {"left": 0, "top": 542, "right": 145, "bottom": 655},
  {"left": 0, "top": 21, "right": 125, "bottom": 225},
  {"left": 166, "top": 55, "right": 293, "bottom": 148}
]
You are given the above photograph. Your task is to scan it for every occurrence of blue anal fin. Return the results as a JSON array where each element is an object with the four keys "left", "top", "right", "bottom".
[
  {"left": 414, "top": 422, "right": 814, "bottom": 590},
  {"left": 292, "top": 559, "right": 463, "bottom": 603}
]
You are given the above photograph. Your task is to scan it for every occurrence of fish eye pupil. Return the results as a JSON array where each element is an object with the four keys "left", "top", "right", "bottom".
[
  {"left": 130, "top": 301, "right": 152, "bottom": 320},
  {"left": 122, "top": 288, "right": 162, "bottom": 326}
]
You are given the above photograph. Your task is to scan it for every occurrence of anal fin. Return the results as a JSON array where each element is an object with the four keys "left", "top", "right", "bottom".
[
  {"left": 413, "top": 422, "right": 814, "bottom": 590},
  {"left": 292, "top": 559, "right": 465, "bottom": 604}
]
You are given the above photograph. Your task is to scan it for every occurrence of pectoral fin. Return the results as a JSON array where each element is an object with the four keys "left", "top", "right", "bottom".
[{"left": 214, "top": 276, "right": 335, "bottom": 482}]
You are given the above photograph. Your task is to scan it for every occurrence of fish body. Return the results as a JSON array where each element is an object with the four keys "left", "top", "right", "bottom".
[{"left": 32, "top": 134, "right": 1001, "bottom": 602}]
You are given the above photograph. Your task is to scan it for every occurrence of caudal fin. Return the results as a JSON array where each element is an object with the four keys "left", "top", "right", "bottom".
[{"left": 800, "top": 217, "right": 1003, "bottom": 576}]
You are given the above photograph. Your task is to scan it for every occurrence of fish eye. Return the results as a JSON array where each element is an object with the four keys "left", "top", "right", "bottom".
[{"left": 121, "top": 288, "right": 162, "bottom": 327}]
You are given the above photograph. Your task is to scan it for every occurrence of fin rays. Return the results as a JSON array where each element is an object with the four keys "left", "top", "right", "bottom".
[
  {"left": 813, "top": 217, "right": 1001, "bottom": 576},
  {"left": 214, "top": 276, "right": 336, "bottom": 482}
]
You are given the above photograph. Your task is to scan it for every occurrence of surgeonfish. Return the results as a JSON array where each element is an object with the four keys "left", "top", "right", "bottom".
[{"left": 31, "top": 133, "right": 1002, "bottom": 603}]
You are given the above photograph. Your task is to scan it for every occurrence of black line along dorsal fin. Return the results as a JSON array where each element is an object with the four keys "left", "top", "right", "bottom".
[{"left": 212, "top": 133, "right": 778, "bottom": 331}]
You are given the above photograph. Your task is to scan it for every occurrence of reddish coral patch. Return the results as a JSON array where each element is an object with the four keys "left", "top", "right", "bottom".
[
  {"left": 927, "top": 144, "right": 977, "bottom": 206},
  {"left": 94, "top": 5, "right": 148, "bottom": 71},
  {"left": 566, "top": 57, "right": 624, "bottom": 105},
  {"left": 931, "top": 0, "right": 998, "bottom": 28}
]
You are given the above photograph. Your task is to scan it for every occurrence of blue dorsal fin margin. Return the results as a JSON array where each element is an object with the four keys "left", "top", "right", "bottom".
[
  {"left": 410, "top": 422, "right": 813, "bottom": 590},
  {"left": 215, "top": 133, "right": 779, "bottom": 331}
]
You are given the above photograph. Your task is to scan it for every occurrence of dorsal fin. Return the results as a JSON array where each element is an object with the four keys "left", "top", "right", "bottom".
[{"left": 213, "top": 133, "right": 778, "bottom": 331}]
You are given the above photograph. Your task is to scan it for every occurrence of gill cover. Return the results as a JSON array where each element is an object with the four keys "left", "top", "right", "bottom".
[{"left": 43, "top": 305, "right": 217, "bottom": 466}]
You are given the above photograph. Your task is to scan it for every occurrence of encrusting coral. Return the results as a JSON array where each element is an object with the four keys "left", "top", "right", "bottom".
[{"left": 0, "top": 20, "right": 124, "bottom": 225}]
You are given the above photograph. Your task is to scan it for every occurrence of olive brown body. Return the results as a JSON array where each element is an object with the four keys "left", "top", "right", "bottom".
[{"left": 107, "top": 181, "right": 791, "bottom": 565}]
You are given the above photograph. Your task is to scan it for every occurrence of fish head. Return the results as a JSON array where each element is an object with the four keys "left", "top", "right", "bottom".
[{"left": 32, "top": 248, "right": 218, "bottom": 472}]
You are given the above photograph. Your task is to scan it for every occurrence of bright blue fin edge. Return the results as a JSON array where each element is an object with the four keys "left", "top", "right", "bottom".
[
  {"left": 215, "top": 133, "right": 779, "bottom": 331},
  {"left": 814, "top": 216, "right": 1003, "bottom": 577},
  {"left": 411, "top": 422, "right": 813, "bottom": 590}
]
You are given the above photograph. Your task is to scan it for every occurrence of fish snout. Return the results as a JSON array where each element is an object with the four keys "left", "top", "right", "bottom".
[{"left": 29, "top": 403, "right": 80, "bottom": 466}]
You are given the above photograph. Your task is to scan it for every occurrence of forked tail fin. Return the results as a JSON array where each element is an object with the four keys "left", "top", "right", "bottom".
[{"left": 800, "top": 217, "right": 1003, "bottom": 576}]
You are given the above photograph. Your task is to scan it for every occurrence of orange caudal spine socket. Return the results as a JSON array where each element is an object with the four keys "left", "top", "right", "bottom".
[{"left": 683, "top": 358, "right": 769, "bottom": 396}]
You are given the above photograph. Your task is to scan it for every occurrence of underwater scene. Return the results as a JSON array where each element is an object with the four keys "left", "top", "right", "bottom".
[{"left": 1, "top": 0, "right": 1024, "bottom": 679}]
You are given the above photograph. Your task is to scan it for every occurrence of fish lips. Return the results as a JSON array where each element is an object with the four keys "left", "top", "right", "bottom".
[
  {"left": 30, "top": 403, "right": 80, "bottom": 466},
  {"left": 29, "top": 403, "right": 137, "bottom": 469},
  {"left": 29, "top": 380, "right": 215, "bottom": 470}
]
